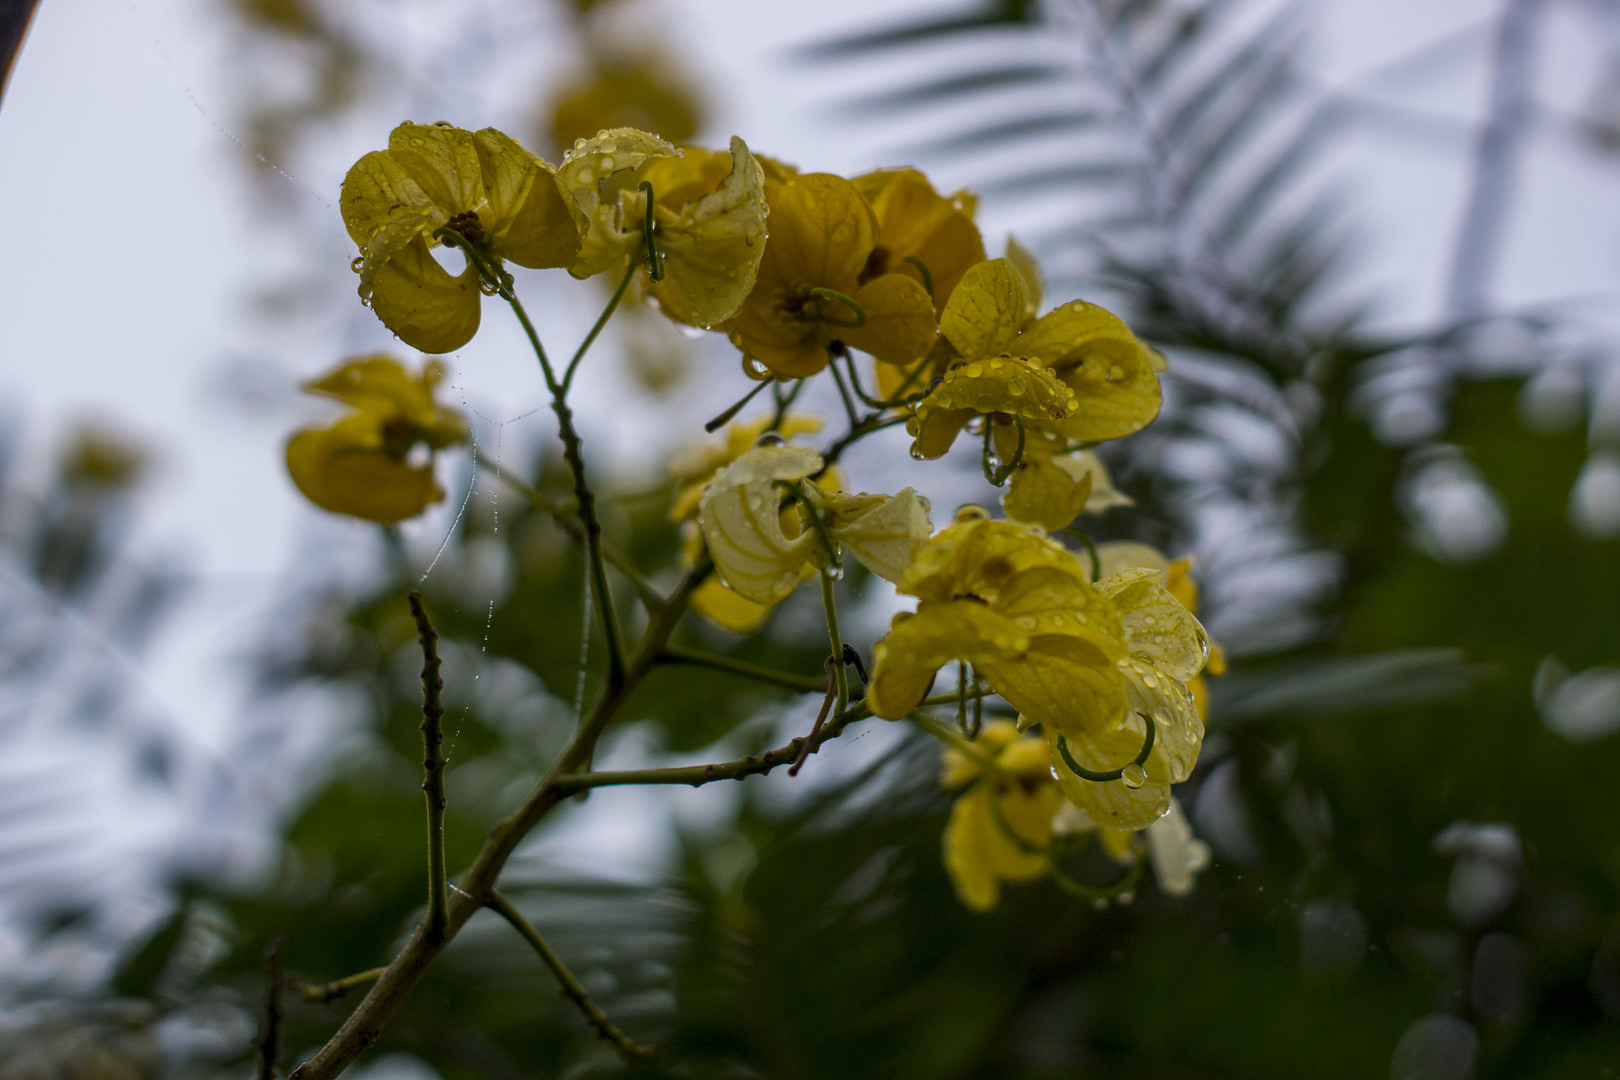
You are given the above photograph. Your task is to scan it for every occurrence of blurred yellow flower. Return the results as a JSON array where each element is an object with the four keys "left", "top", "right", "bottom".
[
  {"left": 940, "top": 721, "right": 1065, "bottom": 911},
  {"left": 866, "top": 516, "right": 1128, "bottom": 734},
  {"left": 286, "top": 355, "right": 467, "bottom": 524},
  {"left": 548, "top": 55, "right": 703, "bottom": 152},
  {"left": 731, "top": 173, "right": 937, "bottom": 378},
  {"left": 341, "top": 122, "right": 586, "bottom": 353}
]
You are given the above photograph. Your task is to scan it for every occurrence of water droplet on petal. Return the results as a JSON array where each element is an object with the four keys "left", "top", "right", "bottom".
[
  {"left": 975, "top": 392, "right": 995, "bottom": 411},
  {"left": 1121, "top": 763, "right": 1148, "bottom": 789},
  {"left": 1107, "top": 365, "right": 1125, "bottom": 382},
  {"left": 1008, "top": 375, "right": 1027, "bottom": 396},
  {"left": 908, "top": 444, "right": 926, "bottom": 461},
  {"left": 600, "top": 137, "right": 618, "bottom": 154},
  {"left": 953, "top": 504, "right": 989, "bottom": 523},
  {"left": 350, "top": 256, "right": 364, "bottom": 273},
  {"left": 754, "top": 432, "right": 785, "bottom": 448},
  {"left": 1151, "top": 706, "right": 1172, "bottom": 726}
]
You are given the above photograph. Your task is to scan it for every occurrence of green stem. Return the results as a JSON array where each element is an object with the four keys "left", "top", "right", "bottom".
[
  {"left": 769, "top": 378, "right": 806, "bottom": 432},
  {"left": 705, "top": 378, "right": 773, "bottom": 433},
  {"left": 809, "top": 286, "right": 866, "bottom": 328},
  {"left": 819, "top": 570, "right": 849, "bottom": 717},
  {"left": 563, "top": 259, "right": 638, "bottom": 392},
  {"left": 502, "top": 291, "right": 626, "bottom": 689},
  {"left": 659, "top": 644, "right": 829, "bottom": 693},
  {"left": 1054, "top": 715, "right": 1156, "bottom": 783},
  {"left": 983, "top": 417, "right": 1026, "bottom": 487},
  {"left": 486, "top": 889, "right": 651, "bottom": 1062},
  {"left": 407, "top": 592, "right": 448, "bottom": 943},
  {"left": 826, "top": 358, "right": 863, "bottom": 429},
  {"left": 638, "top": 180, "right": 664, "bottom": 283}
]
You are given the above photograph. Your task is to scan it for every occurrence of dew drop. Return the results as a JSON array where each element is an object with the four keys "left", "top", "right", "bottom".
[
  {"left": 1014, "top": 615, "right": 1037, "bottom": 630},
  {"left": 827, "top": 562, "right": 846, "bottom": 581},
  {"left": 975, "top": 392, "right": 995, "bottom": 410},
  {"left": 965, "top": 362, "right": 984, "bottom": 378},
  {"left": 1107, "top": 365, "right": 1125, "bottom": 382},
  {"left": 599, "top": 137, "right": 618, "bottom": 154},
  {"left": 1008, "top": 375, "right": 1027, "bottom": 396},
  {"left": 598, "top": 155, "right": 615, "bottom": 172},
  {"left": 1050, "top": 764, "right": 1061, "bottom": 781},
  {"left": 1141, "top": 672, "right": 1159, "bottom": 689},
  {"left": 1143, "top": 614, "right": 1157, "bottom": 625},
  {"left": 1151, "top": 706, "right": 1172, "bottom": 726},
  {"left": 1121, "top": 763, "right": 1148, "bottom": 789},
  {"left": 349, "top": 256, "right": 364, "bottom": 273},
  {"left": 908, "top": 444, "right": 926, "bottom": 461},
  {"left": 754, "top": 432, "right": 785, "bottom": 448},
  {"left": 573, "top": 137, "right": 588, "bottom": 151},
  {"left": 953, "top": 504, "right": 989, "bottom": 523}
]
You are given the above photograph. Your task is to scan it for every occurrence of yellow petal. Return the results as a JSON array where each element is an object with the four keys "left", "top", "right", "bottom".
[
  {"left": 1101, "top": 567, "right": 1209, "bottom": 681},
  {"left": 979, "top": 635, "right": 1128, "bottom": 737},
  {"left": 942, "top": 788, "right": 1008, "bottom": 911},
  {"left": 817, "top": 486, "right": 933, "bottom": 585},
  {"left": 840, "top": 274, "right": 939, "bottom": 365},
  {"left": 940, "top": 718, "right": 1024, "bottom": 788},
  {"left": 691, "top": 576, "right": 776, "bottom": 634},
  {"left": 1014, "top": 301, "right": 1163, "bottom": 440},
  {"left": 853, "top": 168, "right": 986, "bottom": 313},
  {"left": 1118, "top": 657, "right": 1203, "bottom": 784},
  {"left": 865, "top": 601, "right": 1029, "bottom": 719},
  {"left": 1091, "top": 539, "right": 1169, "bottom": 580},
  {"left": 1002, "top": 453, "right": 1092, "bottom": 532},
  {"left": 472, "top": 128, "right": 585, "bottom": 270},
  {"left": 697, "top": 444, "right": 821, "bottom": 604},
  {"left": 939, "top": 259, "right": 1026, "bottom": 359},
  {"left": 365, "top": 235, "right": 482, "bottom": 354},
  {"left": 650, "top": 136, "right": 769, "bottom": 327},
  {"left": 994, "top": 565, "right": 1125, "bottom": 660},
  {"left": 755, "top": 173, "right": 873, "bottom": 292},
  {"left": 286, "top": 420, "right": 443, "bottom": 524},
  {"left": 668, "top": 412, "right": 824, "bottom": 522},
  {"left": 1046, "top": 719, "right": 1171, "bottom": 830}
]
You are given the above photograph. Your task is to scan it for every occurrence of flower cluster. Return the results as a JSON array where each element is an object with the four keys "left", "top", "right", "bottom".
[{"left": 290, "top": 119, "right": 1222, "bottom": 912}]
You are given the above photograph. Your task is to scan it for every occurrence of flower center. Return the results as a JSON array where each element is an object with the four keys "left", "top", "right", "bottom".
[
  {"left": 858, "top": 245, "right": 891, "bottom": 284},
  {"left": 443, "top": 210, "right": 486, "bottom": 244}
]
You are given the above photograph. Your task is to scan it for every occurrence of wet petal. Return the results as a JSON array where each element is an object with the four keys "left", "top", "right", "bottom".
[
  {"left": 910, "top": 355, "right": 1086, "bottom": 460},
  {"left": 691, "top": 575, "right": 778, "bottom": 634},
  {"left": 650, "top": 136, "right": 769, "bottom": 327},
  {"left": 754, "top": 173, "right": 873, "bottom": 292},
  {"left": 561, "top": 127, "right": 680, "bottom": 277},
  {"left": 1101, "top": 567, "right": 1208, "bottom": 681},
  {"left": 1119, "top": 655, "right": 1203, "bottom": 783},
  {"left": 1004, "top": 236, "right": 1044, "bottom": 319},
  {"left": 1046, "top": 719, "right": 1171, "bottom": 830},
  {"left": 1002, "top": 453, "right": 1092, "bottom": 532},
  {"left": 1014, "top": 301, "right": 1162, "bottom": 440},
  {"left": 899, "top": 518, "right": 1083, "bottom": 604},
  {"left": 939, "top": 258, "right": 1027, "bottom": 359},
  {"left": 980, "top": 634, "right": 1127, "bottom": 737},
  {"left": 385, "top": 122, "right": 485, "bottom": 218},
  {"left": 340, "top": 149, "right": 440, "bottom": 255}
]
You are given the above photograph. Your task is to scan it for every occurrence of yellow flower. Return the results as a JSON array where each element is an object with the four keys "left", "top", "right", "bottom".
[
  {"left": 341, "top": 122, "right": 586, "bottom": 353},
  {"left": 935, "top": 258, "right": 1164, "bottom": 441},
  {"left": 560, "top": 131, "right": 768, "bottom": 329},
  {"left": 940, "top": 721, "right": 1066, "bottom": 911},
  {"left": 850, "top": 168, "right": 984, "bottom": 316},
  {"left": 1046, "top": 564, "right": 1209, "bottom": 829},
  {"left": 730, "top": 173, "right": 937, "bottom": 378},
  {"left": 1001, "top": 444, "right": 1132, "bottom": 534},
  {"left": 668, "top": 412, "right": 824, "bottom": 523},
  {"left": 286, "top": 355, "right": 467, "bottom": 524},
  {"left": 696, "top": 443, "right": 932, "bottom": 606},
  {"left": 547, "top": 54, "right": 703, "bottom": 151},
  {"left": 865, "top": 516, "right": 1129, "bottom": 735}
]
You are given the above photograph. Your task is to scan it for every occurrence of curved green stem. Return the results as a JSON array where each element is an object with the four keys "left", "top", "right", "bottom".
[
  {"left": 902, "top": 255, "right": 935, "bottom": 301},
  {"left": 1054, "top": 716, "right": 1156, "bottom": 783},
  {"left": 563, "top": 259, "right": 637, "bottom": 392},
  {"left": 638, "top": 181, "right": 664, "bottom": 283},
  {"left": 809, "top": 286, "right": 866, "bottom": 328},
  {"left": 1063, "top": 526, "right": 1103, "bottom": 583},
  {"left": 983, "top": 417, "right": 1026, "bottom": 487}
]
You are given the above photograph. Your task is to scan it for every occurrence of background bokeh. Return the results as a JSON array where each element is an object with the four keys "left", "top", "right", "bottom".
[{"left": 3, "top": 0, "right": 1620, "bottom": 1076}]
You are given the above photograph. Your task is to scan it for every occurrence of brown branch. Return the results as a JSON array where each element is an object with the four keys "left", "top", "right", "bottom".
[{"left": 256, "top": 937, "right": 286, "bottom": 1080}]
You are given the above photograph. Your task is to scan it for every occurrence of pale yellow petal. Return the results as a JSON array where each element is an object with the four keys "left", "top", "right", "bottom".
[
  {"left": 1002, "top": 454, "right": 1091, "bottom": 533},
  {"left": 1145, "top": 798, "right": 1210, "bottom": 897},
  {"left": 819, "top": 486, "right": 933, "bottom": 585},
  {"left": 691, "top": 576, "right": 776, "bottom": 634},
  {"left": 1101, "top": 567, "right": 1209, "bottom": 681},
  {"left": 1046, "top": 720, "right": 1171, "bottom": 830},
  {"left": 561, "top": 127, "right": 680, "bottom": 277},
  {"left": 865, "top": 602, "right": 1028, "bottom": 720},
  {"left": 651, "top": 136, "right": 769, "bottom": 327},
  {"left": 385, "top": 122, "right": 485, "bottom": 217},
  {"left": 697, "top": 444, "right": 821, "bottom": 604}
]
